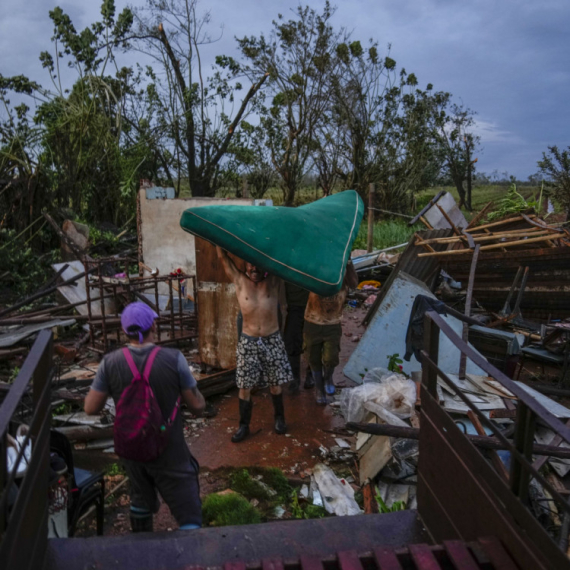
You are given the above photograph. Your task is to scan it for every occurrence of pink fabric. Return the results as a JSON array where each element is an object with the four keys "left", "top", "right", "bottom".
[{"left": 114, "top": 347, "right": 180, "bottom": 462}]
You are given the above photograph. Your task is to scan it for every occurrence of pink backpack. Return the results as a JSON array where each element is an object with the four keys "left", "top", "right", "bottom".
[{"left": 114, "top": 347, "right": 180, "bottom": 462}]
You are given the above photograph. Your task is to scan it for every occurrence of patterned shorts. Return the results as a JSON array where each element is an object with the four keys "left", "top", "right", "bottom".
[{"left": 236, "top": 331, "right": 293, "bottom": 390}]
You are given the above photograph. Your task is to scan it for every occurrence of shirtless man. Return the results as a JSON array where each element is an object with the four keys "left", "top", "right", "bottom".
[
  {"left": 217, "top": 247, "right": 293, "bottom": 443},
  {"left": 304, "top": 261, "right": 358, "bottom": 405}
]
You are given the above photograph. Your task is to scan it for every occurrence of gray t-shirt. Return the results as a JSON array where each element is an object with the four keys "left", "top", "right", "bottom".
[{"left": 91, "top": 344, "right": 197, "bottom": 467}]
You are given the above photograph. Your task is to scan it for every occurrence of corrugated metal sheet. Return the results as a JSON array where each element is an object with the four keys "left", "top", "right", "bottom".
[{"left": 363, "top": 229, "right": 453, "bottom": 326}]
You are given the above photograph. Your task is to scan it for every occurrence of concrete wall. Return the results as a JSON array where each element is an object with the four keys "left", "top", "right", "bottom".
[{"left": 138, "top": 191, "right": 256, "bottom": 279}]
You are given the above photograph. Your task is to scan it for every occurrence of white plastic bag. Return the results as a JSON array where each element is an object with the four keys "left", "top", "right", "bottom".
[{"left": 340, "top": 368, "right": 416, "bottom": 422}]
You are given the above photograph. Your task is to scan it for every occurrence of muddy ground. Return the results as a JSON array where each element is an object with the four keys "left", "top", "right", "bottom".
[{"left": 75, "top": 305, "right": 368, "bottom": 536}]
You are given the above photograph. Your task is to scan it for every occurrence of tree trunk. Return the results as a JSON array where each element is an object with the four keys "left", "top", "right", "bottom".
[
  {"left": 453, "top": 177, "right": 468, "bottom": 210},
  {"left": 282, "top": 183, "right": 296, "bottom": 207},
  {"left": 190, "top": 178, "right": 215, "bottom": 198}
]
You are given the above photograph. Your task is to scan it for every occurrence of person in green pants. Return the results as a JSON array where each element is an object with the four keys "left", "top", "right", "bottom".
[{"left": 303, "top": 261, "right": 358, "bottom": 405}]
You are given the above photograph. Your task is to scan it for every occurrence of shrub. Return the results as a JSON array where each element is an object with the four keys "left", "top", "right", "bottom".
[{"left": 202, "top": 493, "right": 261, "bottom": 527}]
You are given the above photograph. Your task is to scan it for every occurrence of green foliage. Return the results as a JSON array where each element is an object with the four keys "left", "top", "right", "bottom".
[
  {"left": 290, "top": 489, "right": 327, "bottom": 519},
  {"left": 538, "top": 145, "right": 570, "bottom": 216},
  {"left": 261, "top": 467, "right": 292, "bottom": 500},
  {"left": 202, "top": 493, "right": 261, "bottom": 527},
  {"left": 8, "top": 367, "right": 21, "bottom": 383},
  {"left": 52, "top": 402, "right": 74, "bottom": 416},
  {"left": 387, "top": 353, "right": 404, "bottom": 373},
  {"left": 230, "top": 469, "right": 274, "bottom": 501},
  {"left": 230, "top": 467, "right": 292, "bottom": 503},
  {"left": 375, "top": 492, "right": 406, "bottom": 513},
  {"left": 352, "top": 219, "right": 419, "bottom": 251},
  {"left": 106, "top": 462, "right": 126, "bottom": 477},
  {"left": 487, "top": 184, "right": 538, "bottom": 222},
  {"left": 0, "top": 228, "right": 61, "bottom": 296}
]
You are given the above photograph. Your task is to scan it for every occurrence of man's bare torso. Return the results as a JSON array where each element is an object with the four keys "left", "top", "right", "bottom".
[{"left": 234, "top": 273, "right": 280, "bottom": 337}]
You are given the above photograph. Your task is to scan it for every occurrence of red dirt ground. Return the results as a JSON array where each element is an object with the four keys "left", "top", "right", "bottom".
[{"left": 78, "top": 305, "right": 368, "bottom": 535}]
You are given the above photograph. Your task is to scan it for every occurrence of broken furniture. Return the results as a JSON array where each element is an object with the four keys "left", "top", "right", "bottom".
[
  {"left": 50, "top": 430, "right": 105, "bottom": 537},
  {"left": 82, "top": 256, "right": 197, "bottom": 353}
]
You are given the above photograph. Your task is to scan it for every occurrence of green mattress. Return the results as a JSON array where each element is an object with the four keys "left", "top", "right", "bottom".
[{"left": 180, "top": 190, "right": 364, "bottom": 296}]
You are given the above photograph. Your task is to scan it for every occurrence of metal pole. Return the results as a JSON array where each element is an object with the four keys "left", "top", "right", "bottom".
[{"left": 367, "top": 183, "right": 375, "bottom": 253}]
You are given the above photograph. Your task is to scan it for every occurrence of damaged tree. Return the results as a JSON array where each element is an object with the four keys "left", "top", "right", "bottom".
[
  {"left": 131, "top": 0, "right": 268, "bottom": 197},
  {"left": 432, "top": 95, "right": 480, "bottom": 212}
]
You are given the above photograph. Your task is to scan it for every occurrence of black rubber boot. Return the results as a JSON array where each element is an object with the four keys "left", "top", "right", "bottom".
[
  {"left": 130, "top": 508, "right": 153, "bottom": 533},
  {"left": 288, "top": 378, "right": 300, "bottom": 394},
  {"left": 303, "top": 366, "right": 315, "bottom": 389},
  {"left": 287, "top": 354, "right": 301, "bottom": 394},
  {"left": 313, "top": 371, "right": 327, "bottom": 405},
  {"left": 323, "top": 366, "right": 336, "bottom": 395},
  {"left": 271, "top": 393, "right": 287, "bottom": 434},
  {"left": 231, "top": 398, "right": 253, "bottom": 443}
]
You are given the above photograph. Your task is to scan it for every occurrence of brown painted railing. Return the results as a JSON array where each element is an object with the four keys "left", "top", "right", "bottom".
[
  {"left": 419, "top": 310, "right": 570, "bottom": 570},
  {"left": 0, "top": 330, "right": 53, "bottom": 570}
]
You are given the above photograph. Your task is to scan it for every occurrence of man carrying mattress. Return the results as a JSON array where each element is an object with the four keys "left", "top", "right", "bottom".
[{"left": 217, "top": 247, "right": 293, "bottom": 443}]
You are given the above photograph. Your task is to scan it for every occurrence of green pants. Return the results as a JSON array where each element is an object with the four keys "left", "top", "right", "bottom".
[{"left": 303, "top": 321, "right": 342, "bottom": 371}]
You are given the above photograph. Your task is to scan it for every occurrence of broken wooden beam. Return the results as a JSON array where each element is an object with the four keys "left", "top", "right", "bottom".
[
  {"left": 417, "top": 234, "right": 563, "bottom": 257},
  {"left": 346, "top": 422, "right": 570, "bottom": 459}
]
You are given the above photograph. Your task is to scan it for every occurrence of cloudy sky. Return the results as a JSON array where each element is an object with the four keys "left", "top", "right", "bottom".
[{"left": 1, "top": 0, "right": 568, "bottom": 179}]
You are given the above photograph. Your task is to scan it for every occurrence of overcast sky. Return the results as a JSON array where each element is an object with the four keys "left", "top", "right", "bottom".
[{"left": 1, "top": 0, "right": 569, "bottom": 179}]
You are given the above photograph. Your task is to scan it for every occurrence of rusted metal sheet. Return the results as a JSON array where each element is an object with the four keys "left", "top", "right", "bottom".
[
  {"left": 363, "top": 229, "right": 453, "bottom": 326},
  {"left": 195, "top": 237, "right": 245, "bottom": 369}
]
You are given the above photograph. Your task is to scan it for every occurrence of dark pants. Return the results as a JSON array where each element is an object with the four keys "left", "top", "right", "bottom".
[
  {"left": 284, "top": 306, "right": 306, "bottom": 379},
  {"left": 303, "top": 321, "right": 342, "bottom": 371},
  {"left": 123, "top": 454, "right": 202, "bottom": 528}
]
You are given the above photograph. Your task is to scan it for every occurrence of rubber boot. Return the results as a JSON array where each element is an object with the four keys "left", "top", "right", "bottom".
[
  {"left": 271, "top": 393, "right": 287, "bottom": 434},
  {"left": 231, "top": 398, "right": 253, "bottom": 443},
  {"left": 313, "top": 370, "right": 327, "bottom": 405},
  {"left": 303, "top": 365, "right": 315, "bottom": 389},
  {"left": 288, "top": 377, "right": 300, "bottom": 394},
  {"left": 287, "top": 354, "right": 301, "bottom": 394},
  {"left": 130, "top": 507, "right": 153, "bottom": 533},
  {"left": 323, "top": 366, "right": 336, "bottom": 395}
]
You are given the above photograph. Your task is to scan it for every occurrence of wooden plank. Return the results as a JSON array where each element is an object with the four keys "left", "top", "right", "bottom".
[
  {"left": 477, "top": 537, "right": 519, "bottom": 570},
  {"left": 300, "top": 556, "right": 323, "bottom": 570},
  {"left": 358, "top": 434, "right": 392, "bottom": 485},
  {"left": 408, "top": 544, "right": 441, "bottom": 570},
  {"left": 443, "top": 541, "right": 479, "bottom": 570},
  {"left": 417, "top": 234, "right": 560, "bottom": 257},
  {"left": 467, "top": 410, "right": 509, "bottom": 481},
  {"left": 373, "top": 547, "right": 403, "bottom": 570},
  {"left": 262, "top": 559, "right": 284, "bottom": 570},
  {"left": 465, "top": 201, "right": 494, "bottom": 229},
  {"left": 337, "top": 551, "right": 364, "bottom": 570},
  {"left": 362, "top": 482, "right": 379, "bottom": 514}
]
